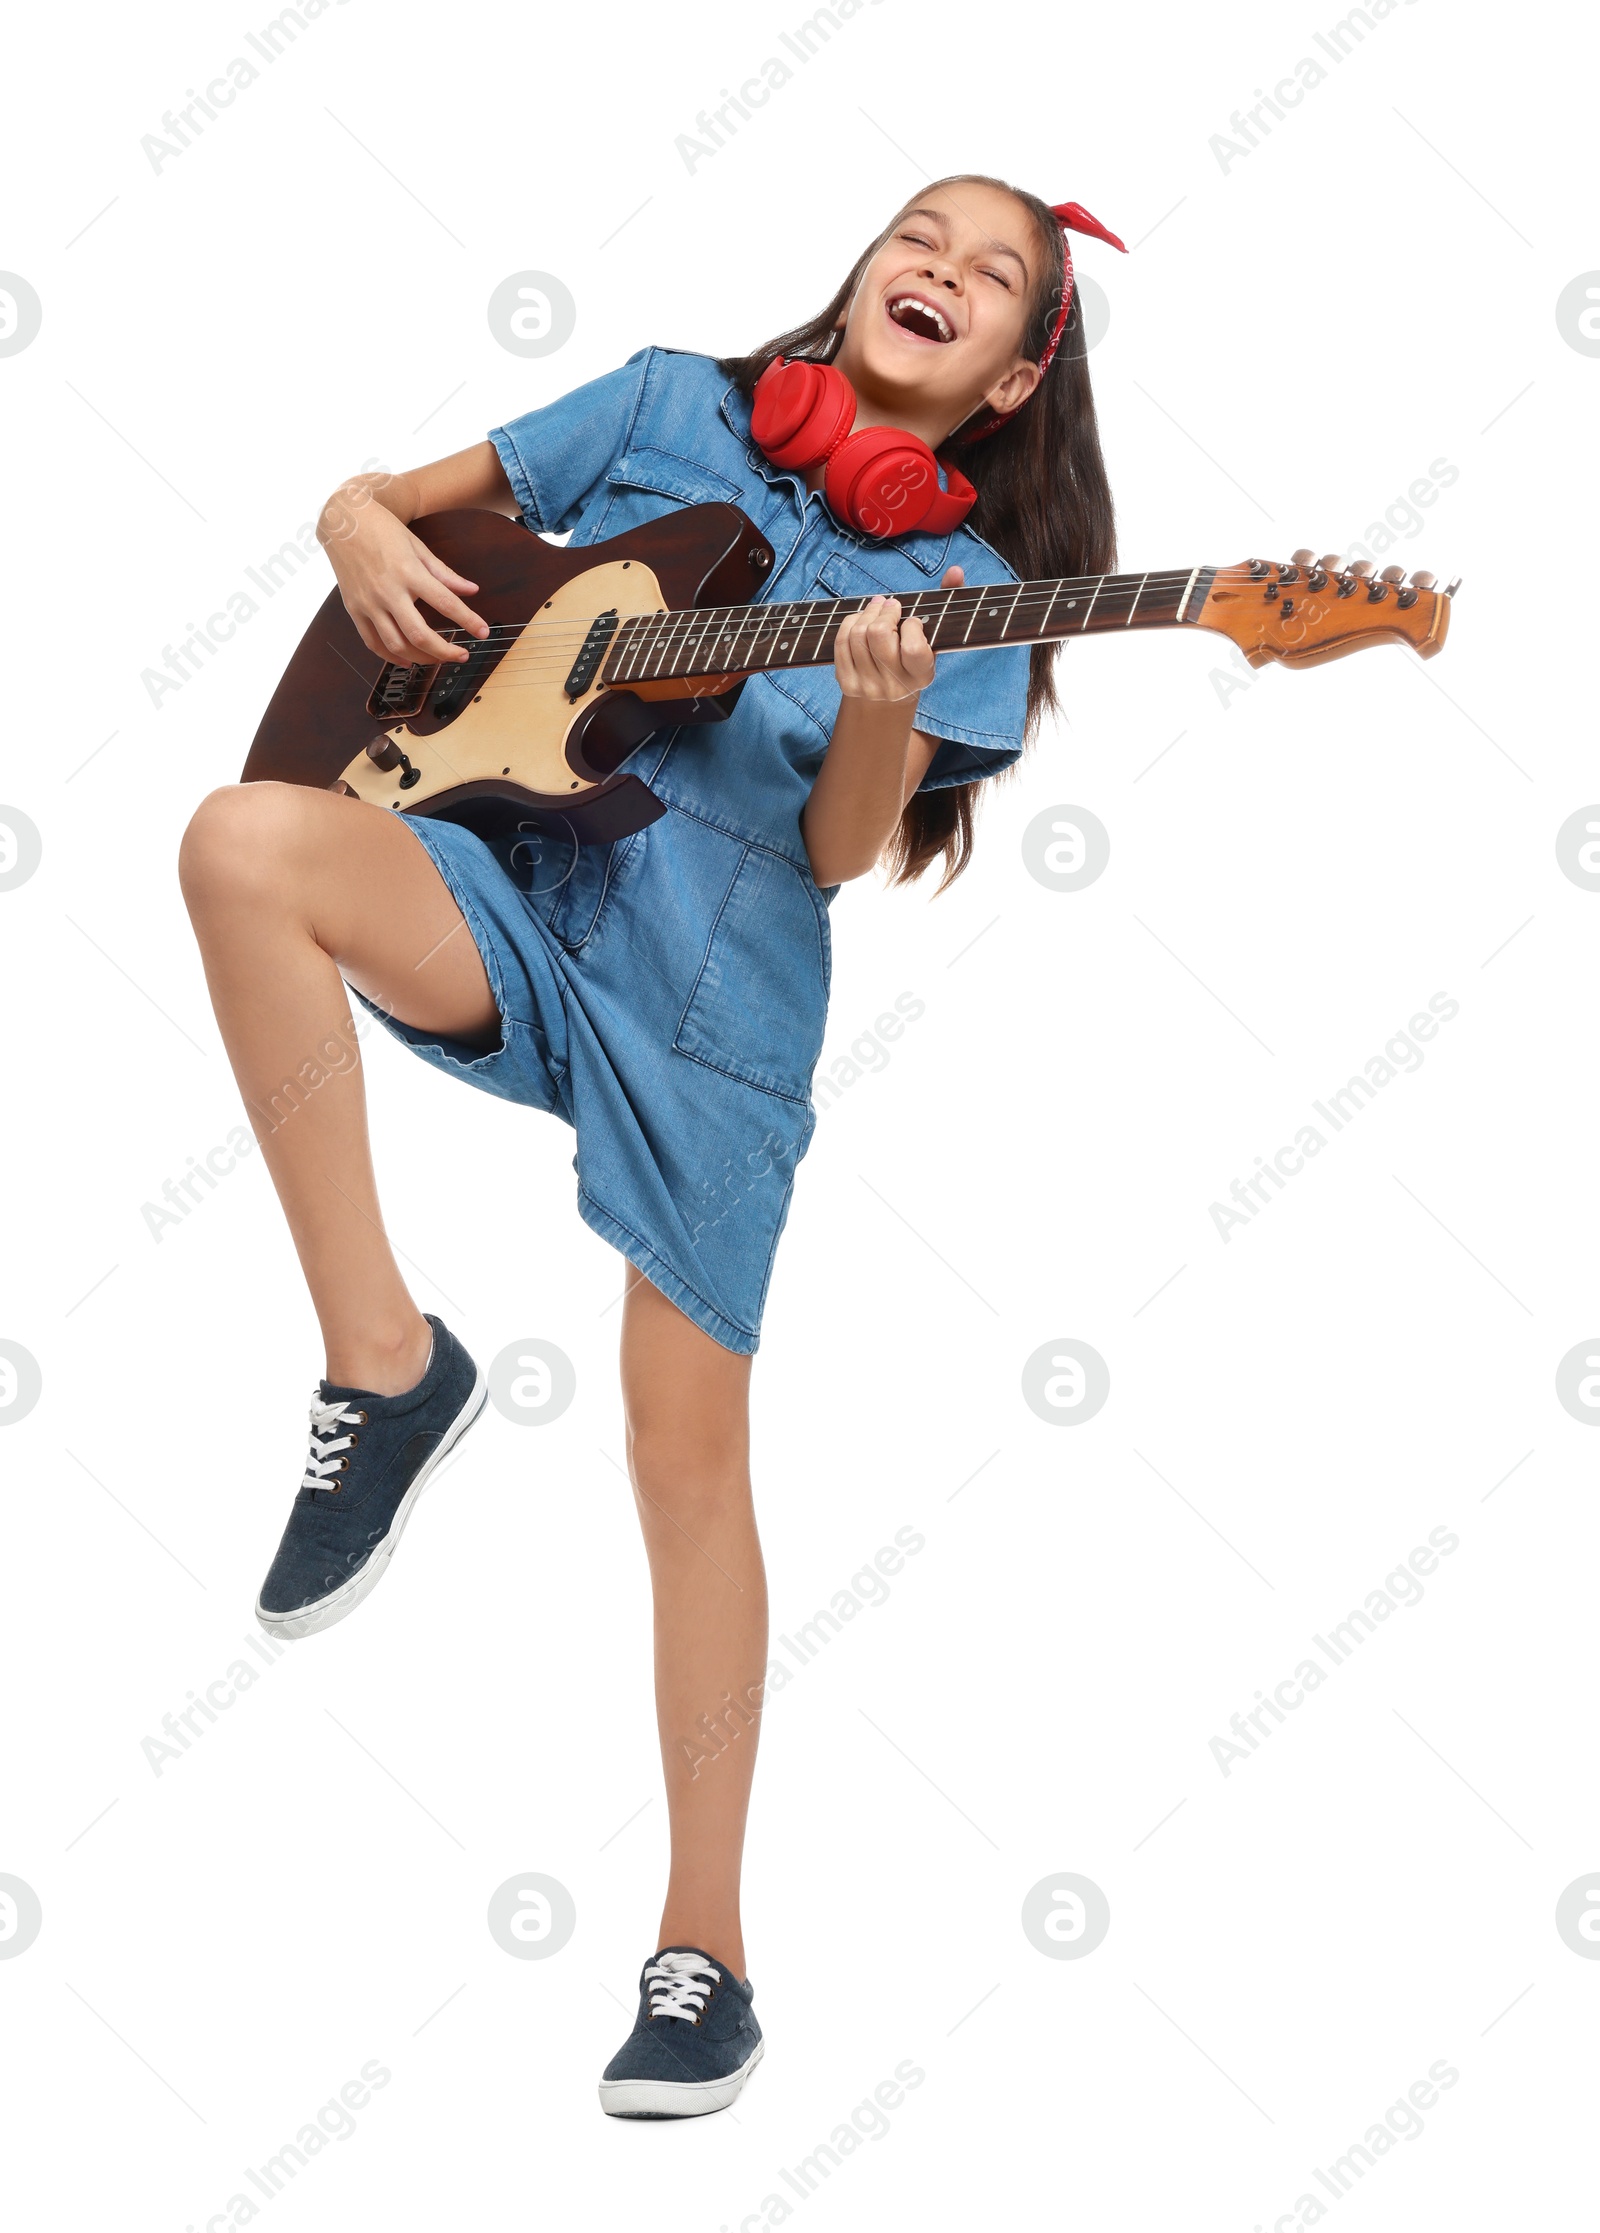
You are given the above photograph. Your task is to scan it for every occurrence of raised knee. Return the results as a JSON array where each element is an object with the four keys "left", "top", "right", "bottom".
[{"left": 179, "top": 782, "right": 312, "bottom": 909}]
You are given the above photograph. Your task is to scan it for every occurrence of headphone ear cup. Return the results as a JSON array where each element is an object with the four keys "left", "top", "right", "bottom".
[
  {"left": 915, "top": 463, "right": 977, "bottom": 537},
  {"left": 826, "top": 428, "right": 977, "bottom": 541},
  {"left": 750, "top": 357, "right": 856, "bottom": 470}
]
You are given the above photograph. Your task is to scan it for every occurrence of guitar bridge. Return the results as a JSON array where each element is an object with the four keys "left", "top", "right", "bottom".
[
  {"left": 366, "top": 661, "right": 439, "bottom": 721},
  {"left": 564, "top": 608, "right": 619, "bottom": 700}
]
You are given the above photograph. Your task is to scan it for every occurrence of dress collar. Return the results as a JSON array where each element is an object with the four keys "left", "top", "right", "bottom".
[{"left": 717, "top": 378, "right": 953, "bottom": 576}]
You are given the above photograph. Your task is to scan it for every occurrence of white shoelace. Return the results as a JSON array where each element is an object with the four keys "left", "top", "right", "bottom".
[
  {"left": 301, "top": 1396, "right": 364, "bottom": 1492},
  {"left": 645, "top": 1950, "right": 721, "bottom": 2021}
]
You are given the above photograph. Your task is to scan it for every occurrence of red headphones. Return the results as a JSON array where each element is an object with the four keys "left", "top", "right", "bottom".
[{"left": 750, "top": 356, "right": 977, "bottom": 541}]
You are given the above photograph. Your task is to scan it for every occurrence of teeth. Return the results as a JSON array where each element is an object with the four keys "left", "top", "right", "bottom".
[{"left": 889, "top": 296, "right": 952, "bottom": 340}]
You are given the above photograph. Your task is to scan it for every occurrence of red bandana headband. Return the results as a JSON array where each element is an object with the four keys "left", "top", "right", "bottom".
[{"left": 960, "top": 199, "right": 1126, "bottom": 442}]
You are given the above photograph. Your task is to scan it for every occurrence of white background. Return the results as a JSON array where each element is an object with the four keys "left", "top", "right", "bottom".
[{"left": 2, "top": 1, "right": 1597, "bottom": 2226}]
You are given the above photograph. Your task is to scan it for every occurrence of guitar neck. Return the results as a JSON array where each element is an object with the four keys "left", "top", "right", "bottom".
[{"left": 603, "top": 566, "right": 1219, "bottom": 686}]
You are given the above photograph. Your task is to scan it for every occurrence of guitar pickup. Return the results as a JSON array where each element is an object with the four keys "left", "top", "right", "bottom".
[
  {"left": 564, "top": 608, "right": 619, "bottom": 700},
  {"left": 429, "top": 634, "right": 504, "bottom": 721},
  {"left": 366, "top": 661, "right": 439, "bottom": 721}
]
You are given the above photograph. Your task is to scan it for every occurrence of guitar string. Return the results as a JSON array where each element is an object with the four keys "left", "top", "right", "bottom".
[
  {"left": 404, "top": 566, "right": 1232, "bottom": 647},
  {"left": 385, "top": 567, "right": 1243, "bottom": 655},
  {"left": 395, "top": 572, "right": 1243, "bottom": 684}
]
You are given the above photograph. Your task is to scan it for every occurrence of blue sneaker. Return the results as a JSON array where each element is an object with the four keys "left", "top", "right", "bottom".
[
  {"left": 255, "top": 1315, "right": 486, "bottom": 1640},
  {"left": 598, "top": 1947, "right": 764, "bottom": 2119}
]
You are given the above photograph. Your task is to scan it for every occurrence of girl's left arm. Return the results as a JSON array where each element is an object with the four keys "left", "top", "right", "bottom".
[{"left": 800, "top": 565, "right": 963, "bottom": 886}]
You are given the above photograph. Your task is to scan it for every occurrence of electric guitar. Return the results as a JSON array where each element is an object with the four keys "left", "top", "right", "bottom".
[{"left": 242, "top": 504, "right": 1457, "bottom": 846}]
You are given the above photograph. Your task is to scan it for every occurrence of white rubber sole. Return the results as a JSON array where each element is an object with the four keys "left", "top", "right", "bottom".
[
  {"left": 255, "top": 1364, "right": 489, "bottom": 1642},
  {"left": 598, "top": 2037, "right": 764, "bottom": 2120}
]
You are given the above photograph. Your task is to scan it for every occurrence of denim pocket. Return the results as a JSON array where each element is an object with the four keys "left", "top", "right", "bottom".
[
  {"left": 673, "top": 844, "right": 831, "bottom": 1103},
  {"left": 606, "top": 446, "right": 746, "bottom": 507},
  {"left": 515, "top": 825, "right": 643, "bottom": 954},
  {"left": 816, "top": 548, "right": 909, "bottom": 599}
]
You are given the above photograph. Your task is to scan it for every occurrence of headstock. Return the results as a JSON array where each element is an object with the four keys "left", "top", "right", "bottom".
[{"left": 1194, "top": 548, "right": 1457, "bottom": 668}]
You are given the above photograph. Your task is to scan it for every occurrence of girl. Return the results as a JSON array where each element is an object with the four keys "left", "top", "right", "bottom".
[{"left": 178, "top": 172, "right": 1118, "bottom": 2118}]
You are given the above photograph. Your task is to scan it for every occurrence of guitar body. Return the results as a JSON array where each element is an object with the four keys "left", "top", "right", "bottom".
[{"left": 241, "top": 503, "right": 775, "bottom": 845}]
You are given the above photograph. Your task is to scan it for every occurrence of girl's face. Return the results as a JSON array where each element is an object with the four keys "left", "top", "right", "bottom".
[{"left": 833, "top": 181, "right": 1047, "bottom": 443}]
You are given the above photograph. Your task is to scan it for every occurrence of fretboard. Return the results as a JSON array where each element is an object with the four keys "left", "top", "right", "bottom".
[{"left": 603, "top": 566, "right": 1217, "bottom": 686}]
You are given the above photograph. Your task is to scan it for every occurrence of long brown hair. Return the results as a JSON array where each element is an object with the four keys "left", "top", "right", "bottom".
[{"left": 718, "top": 174, "right": 1117, "bottom": 890}]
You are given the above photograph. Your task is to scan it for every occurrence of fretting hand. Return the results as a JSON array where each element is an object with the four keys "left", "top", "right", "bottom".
[{"left": 833, "top": 564, "right": 964, "bottom": 703}]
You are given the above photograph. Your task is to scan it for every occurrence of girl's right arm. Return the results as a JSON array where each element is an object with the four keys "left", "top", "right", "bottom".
[{"left": 317, "top": 441, "right": 520, "bottom": 667}]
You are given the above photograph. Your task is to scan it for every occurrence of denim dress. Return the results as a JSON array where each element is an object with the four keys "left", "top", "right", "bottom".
[{"left": 359, "top": 347, "right": 1029, "bottom": 1353}]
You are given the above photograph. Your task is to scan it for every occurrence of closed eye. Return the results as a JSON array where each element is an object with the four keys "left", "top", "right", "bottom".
[{"left": 899, "top": 232, "right": 1012, "bottom": 288}]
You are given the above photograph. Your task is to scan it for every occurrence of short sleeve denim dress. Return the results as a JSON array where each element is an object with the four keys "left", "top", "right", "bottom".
[{"left": 358, "top": 347, "right": 1029, "bottom": 1354}]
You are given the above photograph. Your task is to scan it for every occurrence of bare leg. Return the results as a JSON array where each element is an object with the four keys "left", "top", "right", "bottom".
[
  {"left": 619, "top": 1267, "right": 766, "bottom": 1981},
  {"left": 186, "top": 784, "right": 767, "bottom": 1963},
  {"left": 179, "top": 782, "right": 499, "bottom": 1393}
]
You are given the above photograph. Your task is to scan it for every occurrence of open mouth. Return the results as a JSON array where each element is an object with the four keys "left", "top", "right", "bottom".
[{"left": 885, "top": 294, "right": 955, "bottom": 344}]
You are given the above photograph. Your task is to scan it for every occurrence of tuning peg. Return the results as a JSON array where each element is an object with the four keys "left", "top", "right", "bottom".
[
  {"left": 1379, "top": 565, "right": 1406, "bottom": 584},
  {"left": 1317, "top": 553, "right": 1345, "bottom": 573},
  {"left": 1291, "top": 547, "right": 1316, "bottom": 567},
  {"left": 1348, "top": 558, "right": 1375, "bottom": 579},
  {"left": 1409, "top": 570, "right": 1436, "bottom": 591}
]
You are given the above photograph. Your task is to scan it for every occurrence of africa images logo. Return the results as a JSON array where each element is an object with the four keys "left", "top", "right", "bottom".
[{"left": 1209, "top": 995, "right": 1459, "bottom": 1242}]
